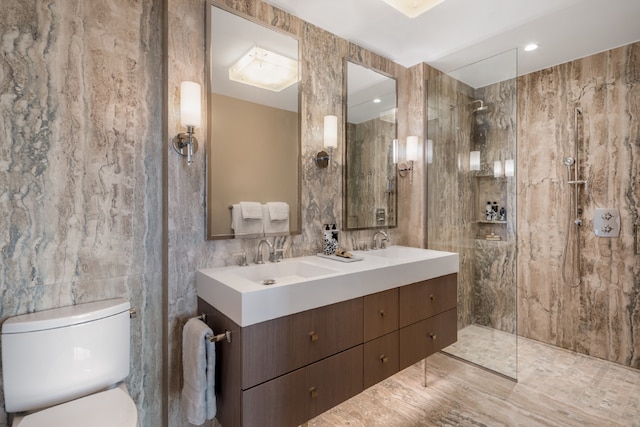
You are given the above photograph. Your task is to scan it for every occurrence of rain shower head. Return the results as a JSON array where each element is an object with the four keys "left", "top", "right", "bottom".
[
  {"left": 563, "top": 157, "right": 575, "bottom": 166},
  {"left": 469, "top": 99, "right": 488, "bottom": 113}
]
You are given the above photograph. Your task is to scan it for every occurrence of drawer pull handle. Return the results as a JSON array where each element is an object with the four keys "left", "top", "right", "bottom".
[
  {"left": 309, "top": 332, "right": 319, "bottom": 342},
  {"left": 430, "top": 333, "right": 437, "bottom": 340},
  {"left": 380, "top": 355, "right": 389, "bottom": 364},
  {"left": 429, "top": 294, "right": 435, "bottom": 301},
  {"left": 379, "top": 309, "right": 386, "bottom": 317},
  {"left": 309, "top": 387, "right": 318, "bottom": 398}
]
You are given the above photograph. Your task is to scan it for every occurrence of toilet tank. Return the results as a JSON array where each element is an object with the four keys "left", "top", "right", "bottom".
[{"left": 1, "top": 298, "right": 131, "bottom": 413}]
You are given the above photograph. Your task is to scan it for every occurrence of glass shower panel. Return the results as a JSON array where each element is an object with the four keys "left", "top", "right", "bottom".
[{"left": 427, "top": 49, "right": 518, "bottom": 380}]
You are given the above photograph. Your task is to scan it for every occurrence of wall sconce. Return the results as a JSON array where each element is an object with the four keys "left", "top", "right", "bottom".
[
  {"left": 493, "top": 160, "right": 503, "bottom": 178},
  {"left": 470, "top": 150, "right": 481, "bottom": 171},
  {"left": 505, "top": 159, "right": 515, "bottom": 177},
  {"left": 316, "top": 115, "right": 338, "bottom": 168},
  {"left": 399, "top": 136, "right": 419, "bottom": 182},
  {"left": 173, "top": 81, "right": 202, "bottom": 166},
  {"left": 426, "top": 139, "right": 433, "bottom": 164},
  {"left": 392, "top": 139, "right": 399, "bottom": 164}
]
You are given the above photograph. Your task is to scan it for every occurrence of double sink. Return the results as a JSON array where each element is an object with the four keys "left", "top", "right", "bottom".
[{"left": 196, "top": 246, "right": 458, "bottom": 327}]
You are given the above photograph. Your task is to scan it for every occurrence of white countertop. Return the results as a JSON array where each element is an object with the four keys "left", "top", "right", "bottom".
[{"left": 196, "top": 246, "right": 459, "bottom": 327}]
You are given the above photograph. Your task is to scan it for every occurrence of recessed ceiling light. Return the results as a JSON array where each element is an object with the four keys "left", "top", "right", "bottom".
[
  {"left": 524, "top": 43, "right": 539, "bottom": 52},
  {"left": 382, "top": 0, "right": 446, "bottom": 19},
  {"left": 229, "top": 46, "right": 298, "bottom": 92},
  {"left": 373, "top": 98, "right": 382, "bottom": 103}
]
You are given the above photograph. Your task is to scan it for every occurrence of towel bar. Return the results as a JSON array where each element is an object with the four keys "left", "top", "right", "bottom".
[{"left": 191, "top": 314, "right": 232, "bottom": 343}]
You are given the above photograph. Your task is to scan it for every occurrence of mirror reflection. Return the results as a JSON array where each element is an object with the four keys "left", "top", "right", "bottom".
[
  {"left": 207, "top": 5, "right": 301, "bottom": 239},
  {"left": 344, "top": 61, "right": 398, "bottom": 230}
]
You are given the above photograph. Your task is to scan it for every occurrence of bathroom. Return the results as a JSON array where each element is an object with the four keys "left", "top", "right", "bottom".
[{"left": 1, "top": 0, "right": 639, "bottom": 426}]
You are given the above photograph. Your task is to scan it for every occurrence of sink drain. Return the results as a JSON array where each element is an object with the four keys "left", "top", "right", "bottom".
[{"left": 263, "top": 279, "right": 276, "bottom": 286}]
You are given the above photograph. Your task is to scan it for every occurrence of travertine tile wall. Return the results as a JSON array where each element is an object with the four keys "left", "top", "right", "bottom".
[
  {"left": 0, "top": 1, "right": 163, "bottom": 426},
  {"left": 165, "top": 1, "right": 411, "bottom": 425},
  {"left": 518, "top": 42, "right": 640, "bottom": 368}
]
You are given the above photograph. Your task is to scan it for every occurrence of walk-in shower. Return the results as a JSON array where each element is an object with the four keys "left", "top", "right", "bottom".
[{"left": 561, "top": 108, "right": 587, "bottom": 288}]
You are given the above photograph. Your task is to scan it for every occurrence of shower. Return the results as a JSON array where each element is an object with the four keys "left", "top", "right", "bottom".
[
  {"left": 469, "top": 99, "right": 488, "bottom": 113},
  {"left": 561, "top": 108, "right": 587, "bottom": 288}
]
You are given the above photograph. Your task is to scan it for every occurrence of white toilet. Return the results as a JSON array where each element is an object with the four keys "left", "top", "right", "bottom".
[{"left": 1, "top": 298, "right": 139, "bottom": 427}]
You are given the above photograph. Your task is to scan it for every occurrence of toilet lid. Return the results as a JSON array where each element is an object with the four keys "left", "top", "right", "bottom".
[{"left": 13, "top": 384, "right": 138, "bottom": 427}]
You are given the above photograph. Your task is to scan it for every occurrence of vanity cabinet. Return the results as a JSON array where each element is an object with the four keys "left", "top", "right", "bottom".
[{"left": 197, "top": 273, "right": 457, "bottom": 427}]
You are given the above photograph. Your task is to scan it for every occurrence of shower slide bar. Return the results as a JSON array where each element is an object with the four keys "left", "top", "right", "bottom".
[{"left": 191, "top": 314, "right": 232, "bottom": 343}]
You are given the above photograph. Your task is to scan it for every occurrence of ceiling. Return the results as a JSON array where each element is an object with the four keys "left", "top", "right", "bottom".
[{"left": 264, "top": 0, "right": 640, "bottom": 87}]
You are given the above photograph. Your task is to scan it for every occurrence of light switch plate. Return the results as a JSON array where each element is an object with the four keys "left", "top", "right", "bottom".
[{"left": 594, "top": 208, "right": 620, "bottom": 237}]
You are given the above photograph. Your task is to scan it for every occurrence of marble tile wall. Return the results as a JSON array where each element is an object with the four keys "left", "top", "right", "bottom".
[
  {"left": 0, "top": 1, "right": 163, "bottom": 426},
  {"left": 517, "top": 42, "right": 640, "bottom": 368},
  {"left": 166, "top": 1, "right": 413, "bottom": 425}
]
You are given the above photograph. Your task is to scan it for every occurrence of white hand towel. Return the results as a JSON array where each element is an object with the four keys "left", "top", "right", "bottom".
[
  {"left": 240, "top": 201, "right": 263, "bottom": 219},
  {"left": 205, "top": 338, "right": 217, "bottom": 419},
  {"left": 231, "top": 204, "right": 264, "bottom": 236},
  {"left": 266, "top": 202, "right": 289, "bottom": 221},
  {"left": 181, "top": 318, "right": 215, "bottom": 425},
  {"left": 263, "top": 204, "right": 289, "bottom": 235}
]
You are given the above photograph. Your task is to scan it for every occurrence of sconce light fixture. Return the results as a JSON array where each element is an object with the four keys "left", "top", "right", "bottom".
[
  {"left": 399, "top": 135, "right": 419, "bottom": 181},
  {"left": 505, "top": 159, "right": 515, "bottom": 177},
  {"left": 426, "top": 139, "right": 433, "bottom": 164},
  {"left": 316, "top": 115, "right": 338, "bottom": 169},
  {"left": 392, "top": 139, "right": 399, "bottom": 164},
  {"left": 173, "top": 81, "right": 202, "bottom": 166},
  {"left": 493, "top": 160, "right": 503, "bottom": 178},
  {"left": 470, "top": 150, "right": 481, "bottom": 171}
]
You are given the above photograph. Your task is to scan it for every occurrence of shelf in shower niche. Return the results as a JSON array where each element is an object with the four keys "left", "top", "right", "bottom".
[{"left": 476, "top": 220, "right": 507, "bottom": 224}]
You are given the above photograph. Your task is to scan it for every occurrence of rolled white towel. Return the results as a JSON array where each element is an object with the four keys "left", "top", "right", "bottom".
[{"left": 182, "top": 318, "right": 215, "bottom": 426}]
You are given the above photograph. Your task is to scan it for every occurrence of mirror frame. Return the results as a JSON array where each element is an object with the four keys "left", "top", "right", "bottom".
[
  {"left": 343, "top": 58, "right": 399, "bottom": 231},
  {"left": 205, "top": 2, "right": 302, "bottom": 240}
]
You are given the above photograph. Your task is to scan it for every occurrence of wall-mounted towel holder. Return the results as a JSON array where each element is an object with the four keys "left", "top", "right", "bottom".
[{"left": 192, "top": 314, "right": 232, "bottom": 343}]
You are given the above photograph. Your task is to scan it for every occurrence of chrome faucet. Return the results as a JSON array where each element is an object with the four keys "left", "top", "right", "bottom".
[
  {"left": 372, "top": 231, "right": 389, "bottom": 250},
  {"left": 256, "top": 239, "right": 275, "bottom": 264}
]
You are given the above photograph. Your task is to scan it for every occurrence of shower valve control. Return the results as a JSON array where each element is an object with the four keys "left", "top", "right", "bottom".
[{"left": 594, "top": 208, "right": 620, "bottom": 238}]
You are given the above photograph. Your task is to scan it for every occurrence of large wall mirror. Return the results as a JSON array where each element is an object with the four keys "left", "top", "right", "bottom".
[
  {"left": 344, "top": 60, "right": 398, "bottom": 230},
  {"left": 206, "top": 4, "right": 301, "bottom": 239}
]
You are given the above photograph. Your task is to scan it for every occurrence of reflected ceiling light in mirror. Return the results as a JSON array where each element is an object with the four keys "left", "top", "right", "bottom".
[
  {"left": 229, "top": 46, "right": 298, "bottom": 92},
  {"left": 505, "top": 159, "right": 515, "bottom": 177},
  {"left": 382, "top": 0, "right": 446, "bottom": 18},
  {"left": 470, "top": 150, "right": 481, "bottom": 171},
  {"left": 373, "top": 98, "right": 382, "bottom": 103},
  {"left": 524, "top": 43, "right": 539, "bottom": 52},
  {"left": 173, "top": 81, "right": 201, "bottom": 166},
  {"left": 316, "top": 115, "right": 338, "bottom": 169}
]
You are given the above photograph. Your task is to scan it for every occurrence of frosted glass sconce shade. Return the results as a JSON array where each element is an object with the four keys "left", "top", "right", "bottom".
[
  {"left": 505, "top": 159, "right": 515, "bottom": 177},
  {"left": 493, "top": 160, "right": 503, "bottom": 178},
  {"left": 470, "top": 151, "right": 480, "bottom": 171},
  {"left": 323, "top": 115, "right": 338, "bottom": 148},
  {"left": 406, "top": 136, "right": 419, "bottom": 162},
  {"left": 180, "top": 81, "right": 202, "bottom": 127}
]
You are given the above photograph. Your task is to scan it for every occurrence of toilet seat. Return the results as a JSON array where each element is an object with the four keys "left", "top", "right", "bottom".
[{"left": 12, "top": 384, "right": 138, "bottom": 427}]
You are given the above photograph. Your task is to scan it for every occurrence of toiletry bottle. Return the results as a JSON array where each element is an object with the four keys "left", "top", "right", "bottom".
[
  {"left": 323, "top": 224, "right": 333, "bottom": 255},
  {"left": 499, "top": 207, "right": 506, "bottom": 221},
  {"left": 492, "top": 201, "right": 498, "bottom": 221},
  {"left": 486, "top": 202, "right": 492, "bottom": 221}
]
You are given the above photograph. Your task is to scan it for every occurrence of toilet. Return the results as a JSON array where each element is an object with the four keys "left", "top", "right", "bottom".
[{"left": 1, "top": 298, "right": 139, "bottom": 427}]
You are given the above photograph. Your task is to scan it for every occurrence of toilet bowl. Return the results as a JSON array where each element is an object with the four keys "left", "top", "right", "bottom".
[{"left": 1, "top": 299, "right": 139, "bottom": 427}]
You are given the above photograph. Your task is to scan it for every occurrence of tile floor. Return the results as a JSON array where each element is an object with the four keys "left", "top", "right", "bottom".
[{"left": 308, "top": 330, "right": 640, "bottom": 426}]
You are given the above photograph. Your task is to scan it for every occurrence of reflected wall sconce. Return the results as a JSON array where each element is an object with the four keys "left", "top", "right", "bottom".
[
  {"left": 173, "top": 81, "right": 202, "bottom": 166},
  {"left": 470, "top": 150, "right": 481, "bottom": 171},
  {"left": 505, "top": 159, "right": 515, "bottom": 177},
  {"left": 426, "top": 139, "right": 433, "bottom": 164},
  {"left": 392, "top": 139, "right": 399, "bottom": 164},
  {"left": 493, "top": 160, "right": 503, "bottom": 178},
  {"left": 316, "top": 115, "right": 338, "bottom": 169},
  {"left": 399, "top": 135, "right": 419, "bottom": 182}
]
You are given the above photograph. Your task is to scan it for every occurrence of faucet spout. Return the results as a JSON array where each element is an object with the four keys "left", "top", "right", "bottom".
[
  {"left": 372, "top": 231, "right": 389, "bottom": 250},
  {"left": 256, "top": 239, "right": 274, "bottom": 264}
]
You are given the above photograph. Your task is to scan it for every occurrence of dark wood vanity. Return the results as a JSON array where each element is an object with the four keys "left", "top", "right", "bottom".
[{"left": 197, "top": 273, "right": 457, "bottom": 427}]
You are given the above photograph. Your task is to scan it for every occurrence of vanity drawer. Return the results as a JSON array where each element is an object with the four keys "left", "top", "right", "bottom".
[
  {"left": 363, "top": 288, "right": 398, "bottom": 342},
  {"left": 399, "top": 308, "right": 457, "bottom": 370},
  {"left": 242, "top": 346, "right": 363, "bottom": 427},
  {"left": 363, "top": 331, "right": 399, "bottom": 389},
  {"left": 242, "top": 298, "right": 363, "bottom": 389},
  {"left": 399, "top": 274, "right": 457, "bottom": 327}
]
